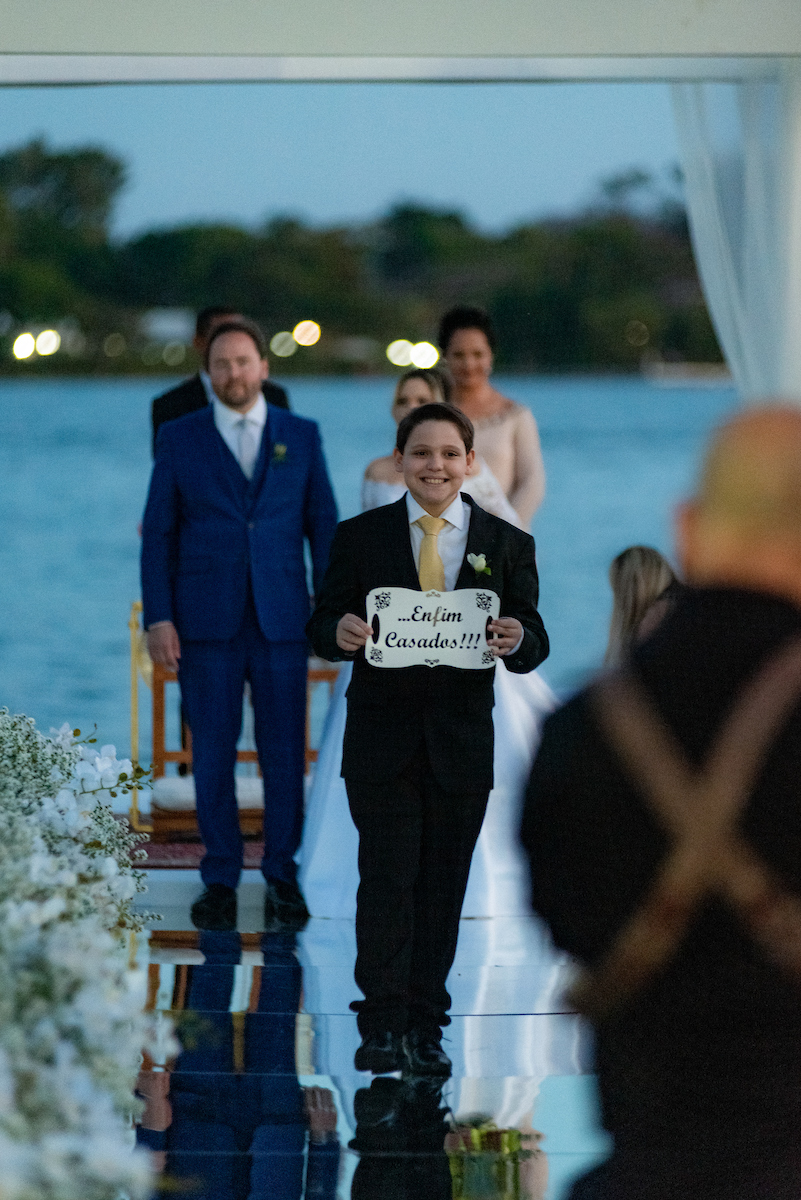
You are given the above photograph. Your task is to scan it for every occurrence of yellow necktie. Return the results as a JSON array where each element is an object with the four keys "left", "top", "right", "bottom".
[{"left": 416, "top": 515, "right": 447, "bottom": 591}]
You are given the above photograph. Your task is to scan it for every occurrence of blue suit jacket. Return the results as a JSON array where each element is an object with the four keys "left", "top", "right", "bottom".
[{"left": 141, "top": 404, "right": 338, "bottom": 642}]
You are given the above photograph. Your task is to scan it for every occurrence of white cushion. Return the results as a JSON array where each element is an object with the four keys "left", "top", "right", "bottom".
[{"left": 151, "top": 775, "right": 264, "bottom": 811}]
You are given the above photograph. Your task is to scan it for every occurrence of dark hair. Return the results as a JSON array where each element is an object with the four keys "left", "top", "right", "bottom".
[
  {"left": 205, "top": 318, "right": 266, "bottom": 367},
  {"left": 195, "top": 306, "right": 241, "bottom": 340},
  {"left": 438, "top": 306, "right": 496, "bottom": 354},
  {"left": 396, "top": 403, "right": 474, "bottom": 454}
]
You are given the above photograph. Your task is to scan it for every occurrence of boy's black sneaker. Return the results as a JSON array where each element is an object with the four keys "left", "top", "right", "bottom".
[
  {"left": 402, "top": 1029, "right": 452, "bottom": 1078},
  {"left": 354, "top": 1031, "right": 404, "bottom": 1074}
]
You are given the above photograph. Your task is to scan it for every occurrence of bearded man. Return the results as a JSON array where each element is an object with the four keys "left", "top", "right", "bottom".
[{"left": 141, "top": 319, "right": 337, "bottom": 931}]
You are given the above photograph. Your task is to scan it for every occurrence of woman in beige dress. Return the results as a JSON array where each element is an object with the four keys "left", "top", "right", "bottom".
[{"left": 439, "top": 306, "right": 546, "bottom": 528}]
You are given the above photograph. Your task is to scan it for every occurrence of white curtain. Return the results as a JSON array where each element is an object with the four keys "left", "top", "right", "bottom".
[{"left": 672, "top": 62, "right": 801, "bottom": 401}]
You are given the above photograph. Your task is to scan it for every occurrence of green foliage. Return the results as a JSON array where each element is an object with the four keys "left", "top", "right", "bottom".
[
  {"left": 0, "top": 137, "right": 125, "bottom": 244},
  {"left": 0, "top": 138, "right": 722, "bottom": 373},
  {"left": 0, "top": 139, "right": 129, "bottom": 335}
]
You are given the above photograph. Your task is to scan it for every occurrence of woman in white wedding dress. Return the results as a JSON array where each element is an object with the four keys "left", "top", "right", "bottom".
[{"left": 298, "top": 367, "right": 555, "bottom": 919}]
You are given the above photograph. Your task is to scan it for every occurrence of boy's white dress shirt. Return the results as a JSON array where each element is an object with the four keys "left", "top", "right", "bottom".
[{"left": 405, "top": 491, "right": 523, "bottom": 654}]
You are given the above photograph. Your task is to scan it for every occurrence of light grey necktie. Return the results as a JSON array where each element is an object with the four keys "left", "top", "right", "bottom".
[{"left": 236, "top": 418, "right": 259, "bottom": 480}]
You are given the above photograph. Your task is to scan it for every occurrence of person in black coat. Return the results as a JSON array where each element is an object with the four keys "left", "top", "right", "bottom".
[
  {"left": 522, "top": 404, "right": 801, "bottom": 1200},
  {"left": 151, "top": 306, "right": 289, "bottom": 454},
  {"left": 307, "top": 403, "right": 548, "bottom": 1078}
]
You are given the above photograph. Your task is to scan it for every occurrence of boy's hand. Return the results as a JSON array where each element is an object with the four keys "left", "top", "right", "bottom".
[
  {"left": 487, "top": 617, "right": 524, "bottom": 656},
  {"left": 337, "top": 613, "right": 373, "bottom": 653}
]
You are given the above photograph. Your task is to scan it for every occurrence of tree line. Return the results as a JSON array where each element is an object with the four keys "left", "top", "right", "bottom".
[{"left": 0, "top": 138, "right": 722, "bottom": 374}]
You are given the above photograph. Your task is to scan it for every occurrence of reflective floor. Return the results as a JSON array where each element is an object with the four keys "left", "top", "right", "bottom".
[{"left": 136, "top": 871, "right": 610, "bottom": 1199}]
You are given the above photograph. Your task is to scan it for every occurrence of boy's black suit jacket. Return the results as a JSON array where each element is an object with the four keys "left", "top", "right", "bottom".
[{"left": 306, "top": 494, "right": 549, "bottom": 790}]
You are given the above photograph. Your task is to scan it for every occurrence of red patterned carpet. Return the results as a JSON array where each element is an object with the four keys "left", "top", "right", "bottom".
[{"left": 140, "top": 840, "right": 265, "bottom": 869}]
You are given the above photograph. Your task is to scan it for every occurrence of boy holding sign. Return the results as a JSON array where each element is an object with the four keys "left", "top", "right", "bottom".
[{"left": 307, "top": 404, "right": 548, "bottom": 1076}]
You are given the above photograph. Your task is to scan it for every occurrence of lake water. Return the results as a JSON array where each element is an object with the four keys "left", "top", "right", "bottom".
[{"left": 0, "top": 374, "right": 739, "bottom": 766}]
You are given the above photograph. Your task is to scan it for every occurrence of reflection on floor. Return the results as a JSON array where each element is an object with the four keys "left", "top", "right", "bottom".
[{"left": 136, "top": 871, "right": 610, "bottom": 1199}]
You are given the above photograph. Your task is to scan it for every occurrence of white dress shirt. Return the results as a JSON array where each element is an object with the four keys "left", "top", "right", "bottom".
[
  {"left": 406, "top": 490, "right": 524, "bottom": 655},
  {"left": 213, "top": 393, "right": 268, "bottom": 468},
  {"left": 406, "top": 491, "right": 470, "bottom": 591}
]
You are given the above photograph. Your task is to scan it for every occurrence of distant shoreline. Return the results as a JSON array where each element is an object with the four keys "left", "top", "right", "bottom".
[
  {"left": 643, "top": 360, "right": 733, "bottom": 387},
  {"left": 0, "top": 363, "right": 731, "bottom": 383}
]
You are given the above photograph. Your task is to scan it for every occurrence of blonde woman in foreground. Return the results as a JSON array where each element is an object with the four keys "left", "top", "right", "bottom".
[{"left": 605, "top": 545, "right": 679, "bottom": 666}]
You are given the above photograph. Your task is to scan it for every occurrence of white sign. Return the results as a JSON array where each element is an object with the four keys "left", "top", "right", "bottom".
[{"left": 365, "top": 586, "right": 500, "bottom": 669}]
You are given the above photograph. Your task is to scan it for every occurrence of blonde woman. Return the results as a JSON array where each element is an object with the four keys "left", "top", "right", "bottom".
[
  {"left": 360, "top": 368, "right": 447, "bottom": 507},
  {"left": 361, "top": 366, "right": 525, "bottom": 526},
  {"left": 605, "top": 545, "right": 678, "bottom": 666}
]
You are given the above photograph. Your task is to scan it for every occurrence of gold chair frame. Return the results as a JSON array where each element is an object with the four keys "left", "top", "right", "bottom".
[{"left": 128, "top": 601, "right": 338, "bottom": 839}]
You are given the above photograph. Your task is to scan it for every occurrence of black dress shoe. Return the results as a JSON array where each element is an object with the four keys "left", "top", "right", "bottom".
[
  {"left": 190, "top": 884, "right": 237, "bottom": 931},
  {"left": 354, "top": 1031, "right": 404, "bottom": 1074},
  {"left": 402, "top": 1029, "right": 452, "bottom": 1078},
  {"left": 264, "top": 877, "right": 310, "bottom": 930}
]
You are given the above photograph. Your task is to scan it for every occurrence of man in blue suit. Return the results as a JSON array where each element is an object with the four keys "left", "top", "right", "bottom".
[{"left": 141, "top": 318, "right": 338, "bottom": 930}]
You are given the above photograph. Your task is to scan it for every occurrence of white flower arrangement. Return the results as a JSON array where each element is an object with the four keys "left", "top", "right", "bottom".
[{"left": 0, "top": 709, "right": 169, "bottom": 1200}]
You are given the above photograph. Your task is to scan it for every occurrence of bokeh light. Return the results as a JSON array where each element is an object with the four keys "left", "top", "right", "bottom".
[
  {"left": 163, "top": 341, "right": 186, "bottom": 366},
  {"left": 12, "top": 333, "right": 35, "bottom": 360},
  {"left": 270, "top": 332, "right": 298, "bottom": 358},
  {"left": 103, "top": 333, "right": 126, "bottom": 358},
  {"left": 625, "top": 319, "right": 650, "bottom": 347},
  {"left": 410, "top": 341, "right": 439, "bottom": 368},
  {"left": 35, "top": 330, "right": 61, "bottom": 356},
  {"left": 292, "top": 320, "right": 321, "bottom": 347},
  {"left": 386, "top": 339, "right": 414, "bottom": 367}
]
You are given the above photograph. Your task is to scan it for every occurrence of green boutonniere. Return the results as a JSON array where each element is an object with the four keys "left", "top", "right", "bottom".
[
  {"left": 467, "top": 553, "right": 491, "bottom": 577},
  {"left": 271, "top": 443, "right": 288, "bottom": 466}
]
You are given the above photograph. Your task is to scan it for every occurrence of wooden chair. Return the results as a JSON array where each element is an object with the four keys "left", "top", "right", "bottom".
[{"left": 128, "top": 601, "right": 339, "bottom": 840}]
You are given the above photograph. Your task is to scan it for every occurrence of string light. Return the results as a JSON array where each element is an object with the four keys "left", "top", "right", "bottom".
[
  {"left": 410, "top": 342, "right": 439, "bottom": 368},
  {"left": 292, "top": 320, "right": 321, "bottom": 347},
  {"left": 386, "top": 339, "right": 414, "bottom": 367},
  {"left": 12, "top": 333, "right": 35, "bottom": 360},
  {"left": 36, "top": 330, "right": 61, "bottom": 356}
]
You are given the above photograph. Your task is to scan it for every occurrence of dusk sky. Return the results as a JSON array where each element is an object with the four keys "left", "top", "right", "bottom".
[{"left": 0, "top": 80, "right": 680, "bottom": 237}]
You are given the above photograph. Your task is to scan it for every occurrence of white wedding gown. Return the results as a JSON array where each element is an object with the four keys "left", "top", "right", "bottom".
[{"left": 299, "top": 464, "right": 556, "bottom": 919}]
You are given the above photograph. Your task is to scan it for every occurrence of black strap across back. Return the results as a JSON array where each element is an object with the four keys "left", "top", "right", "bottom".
[{"left": 572, "top": 634, "right": 801, "bottom": 1019}]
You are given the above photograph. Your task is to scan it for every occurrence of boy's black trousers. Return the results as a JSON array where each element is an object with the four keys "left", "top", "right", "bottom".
[{"left": 345, "top": 746, "right": 490, "bottom": 1037}]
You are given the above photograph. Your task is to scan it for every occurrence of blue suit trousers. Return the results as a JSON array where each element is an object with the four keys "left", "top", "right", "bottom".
[{"left": 178, "top": 594, "right": 307, "bottom": 889}]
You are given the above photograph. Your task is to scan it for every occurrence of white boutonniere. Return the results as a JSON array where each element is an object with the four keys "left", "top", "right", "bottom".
[{"left": 467, "top": 553, "right": 491, "bottom": 577}]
